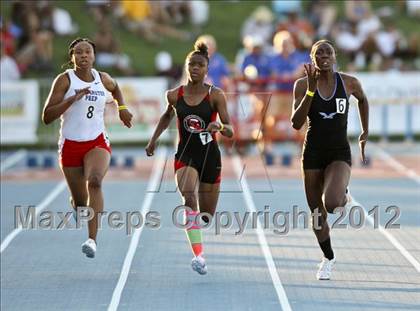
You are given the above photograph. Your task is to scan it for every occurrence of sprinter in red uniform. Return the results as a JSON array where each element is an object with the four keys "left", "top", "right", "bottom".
[
  {"left": 146, "top": 41, "right": 233, "bottom": 275},
  {"left": 42, "top": 38, "right": 133, "bottom": 258}
]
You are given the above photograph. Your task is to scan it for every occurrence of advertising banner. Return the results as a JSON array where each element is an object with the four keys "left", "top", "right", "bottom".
[{"left": 1, "top": 80, "right": 39, "bottom": 144}]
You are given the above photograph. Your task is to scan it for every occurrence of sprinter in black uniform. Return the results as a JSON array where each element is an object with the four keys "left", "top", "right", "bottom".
[
  {"left": 145, "top": 41, "right": 233, "bottom": 275},
  {"left": 291, "top": 40, "right": 369, "bottom": 280}
]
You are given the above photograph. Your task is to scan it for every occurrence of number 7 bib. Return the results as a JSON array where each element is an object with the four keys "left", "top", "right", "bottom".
[{"left": 199, "top": 132, "right": 213, "bottom": 145}]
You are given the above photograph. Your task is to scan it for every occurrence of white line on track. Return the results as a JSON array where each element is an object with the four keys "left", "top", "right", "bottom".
[
  {"left": 350, "top": 196, "right": 420, "bottom": 273},
  {"left": 0, "top": 180, "right": 66, "bottom": 253},
  {"left": 367, "top": 144, "right": 420, "bottom": 271},
  {"left": 232, "top": 155, "right": 292, "bottom": 311},
  {"left": 108, "top": 147, "right": 167, "bottom": 311},
  {"left": 0, "top": 149, "right": 27, "bottom": 173},
  {"left": 372, "top": 144, "right": 420, "bottom": 184}
]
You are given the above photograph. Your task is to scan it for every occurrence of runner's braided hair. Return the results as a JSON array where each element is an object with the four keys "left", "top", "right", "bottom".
[
  {"left": 62, "top": 38, "right": 96, "bottom": 68},
  {"left": 187, "top": 40, "right": 209, "bottom": 64}
]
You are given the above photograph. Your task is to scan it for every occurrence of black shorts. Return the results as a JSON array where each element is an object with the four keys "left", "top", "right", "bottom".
[
  {"left": 302, "top": 147, "right": 352, "bottom": 170},
  {"left": 174, "top": 148, "right": 221, "bottom": 184}
]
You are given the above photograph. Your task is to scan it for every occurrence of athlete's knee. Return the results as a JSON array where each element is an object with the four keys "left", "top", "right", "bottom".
[
  {"left": 87, "top": 173, "right": 103, "bottom": 189},
  {"left": 324, "top": 196, "right": 344, "bottom": 214}
]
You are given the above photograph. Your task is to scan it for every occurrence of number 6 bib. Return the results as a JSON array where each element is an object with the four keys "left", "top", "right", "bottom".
[{"left": 336, "top": 98, "right": 347, "bottom": 114}]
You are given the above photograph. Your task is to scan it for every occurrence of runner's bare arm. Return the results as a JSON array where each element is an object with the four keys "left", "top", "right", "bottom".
[
  {"left": 155, "top": 89, "right": 176, "bottom": 139},
  {"left": 211, "top": 87, "right": 233, "bottom": 138},
  {"left": 100, "top": 71, "right": 133, "bottom": 128},
  {"left": 290, "top": 78, "right": 310, "bottom": 130},
  {"left": 347, "top": 75, "right": 369, "bottom": 162},
  {"left": 348, "top": 76, "right": 369, "bottom": 138}
]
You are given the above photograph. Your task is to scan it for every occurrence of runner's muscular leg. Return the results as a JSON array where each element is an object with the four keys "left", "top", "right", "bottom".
[{"left": 83, "top": 147, "right": 110, "bottom": 241}]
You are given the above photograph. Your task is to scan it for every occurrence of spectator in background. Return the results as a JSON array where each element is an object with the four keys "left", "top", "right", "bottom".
[
  {"left": 236, "top": 35, "right": 273, "bottom": 155},
  {"left": 118, "top": 0, "right": 191, "bottom": 44},
  {"left": 406, "top": 0, "right": 420, "bottom": 17},
  {"left": 271, "top": 0, "right": 302, "bottom": 20},
  {"left": 196, "top": 34, "right": 231, "bottom": 90},
  {"left": 270, "top": 31, "right": 308, "bottom": 96},
  {"left": 345, "top": 0, "right": 372, "bottom": 24},
  {"left": 86, "top": 0, "right": 112, "bottom": 24},
  {"left": 93, "top": 20, "right": 134, "bottom": 76},
  {"left": 11, "top": 1, "right": 54, "bottom": 74},
  {"left": 241, "top": 6, "right": 275, "bottom": 47},
  {"left": 0, "top": 17, "right": 16, "bottom": 57},
  {"left": 373, "top": 19, "right": 402, "bottom": 70},
  {"left": 276, "top": 10, "right": 314, "bottom": 50},
  {"left": 334, "top": 21, "right": 366, "bottom": 69},
  {"left": 345, "top": 0, "right": 381, "bottom": 44},
  {"left": 240, "top": 35, "right": 271, "bottom": 90},
  {"left": 154, "top": 51, "right": 183, "bottom": 84},
  {"left": 1, "top": 44, "right": 20, "bottom": 81},
  {"left": 51, "top": 5, "right": 78, "bottom": 36},
  {"left": 262, "top": 30, "right": 308, "bottom": 154},
  {"left": 152, "top": 1, "right": 190, "bottom": 25},
  {"left": 189, "top": 0, "right": 209, "bottom": 29},
  {"left": 333, "top": 1, "right": 382, "bottom": 70},
  {"left": 36, "top": 1, "right": 55, "bottom": 33},
  {"left": 150, "top": 1, "right": 208, "bottom": 35},
  {"left": 307, "top": 0, "right": 337, "bottom": 39},
  {"left": 10, "top": 0, "right": 28, "bottom": 49}
]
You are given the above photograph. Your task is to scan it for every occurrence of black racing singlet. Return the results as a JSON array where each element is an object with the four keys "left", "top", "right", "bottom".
[
  {"left": 175, "top": 85, "right": 219, "bottom": 159},
  {"left": 304, "top": 72, "right": 350, "bottom": 151}
]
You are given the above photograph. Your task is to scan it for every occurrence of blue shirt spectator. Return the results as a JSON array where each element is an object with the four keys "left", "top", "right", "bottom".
[
  {"left": 207, "top": 52, "right": 230, "bottom": 88},
  {"left": 270, "top": 50, "right": 309, "bottom": 91},
  {"left": 270, "top": 30, "right": 309, "bottom": 91},
  {"left": 241, "top": 51, "right": 272, "bottom": 79}
]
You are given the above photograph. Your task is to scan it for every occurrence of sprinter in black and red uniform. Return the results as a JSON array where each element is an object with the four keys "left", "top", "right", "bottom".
[
  {"left": 145, "top": 41, "right": 233, "bottom": 275},
  {"left": 291, "top": 40, "right": 369, "bottom": 280}
]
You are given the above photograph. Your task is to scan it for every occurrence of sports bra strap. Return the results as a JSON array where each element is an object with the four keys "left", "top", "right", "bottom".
[{"left": 177, "top": 86, "right": 184, "bottom": 100}]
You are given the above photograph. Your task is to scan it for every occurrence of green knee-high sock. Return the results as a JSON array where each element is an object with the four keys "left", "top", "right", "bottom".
[{"left": 185, "top": 209, "right": 203, "bottom": 257}]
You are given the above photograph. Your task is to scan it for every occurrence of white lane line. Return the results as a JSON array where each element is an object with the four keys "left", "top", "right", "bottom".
[
  {"left": 350, "top": 196, "right": 420, "bottom": 273},
  {"left": 232, "top": 155, "right": 292, "bottom": 311},
  {"left": 372, "top": 144, "right": 420, "bottom": 184},
  {"left": 0, "top": 181, "right": 66, "bottom": 253},
  {"left": 0, "top": 149, "right": 27, "bottom": 173},
  {"left": 108, "top": 147, "right": 167, "bottom": 311}
]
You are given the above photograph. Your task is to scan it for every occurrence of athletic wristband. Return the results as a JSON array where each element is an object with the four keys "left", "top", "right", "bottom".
[
  {"left": 306, "top": 90, "right": 315, "bottom": 97},
  {"left": 219, "top": 123, "right": 224, "bottom": 131},
  {"left": 118, "top": 105, "right": 128, "bottom": 111}
]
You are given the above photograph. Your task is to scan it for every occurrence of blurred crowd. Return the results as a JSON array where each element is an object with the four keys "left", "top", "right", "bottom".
[
  {"left": 2, "top": 1, "right": 418, "bottom": 81},
  {"left": 234, "top": 0, "right": 420, "bottom": 85},
  {"left": 1, "top": 0, "right": 209, "bottom": 80}
]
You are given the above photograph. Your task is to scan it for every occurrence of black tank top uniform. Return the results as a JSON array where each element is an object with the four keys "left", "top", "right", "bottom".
[
  {"left": 302, "top": 72, "right": 352, "bottom": 170},
  {"left": 174, "top": 85, "right": 221, "bottom": 184}
]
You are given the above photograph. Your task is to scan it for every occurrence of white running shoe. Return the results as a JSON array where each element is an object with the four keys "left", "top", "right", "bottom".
[
  {"left": 191, "top": 255, "right": 207, "bottom": 275},
  {"left": 316, "top": 257, "right": 336, "bottom": 280},
  {"left": 82, "top": 238, "right": 96, "bottom": 258}
]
